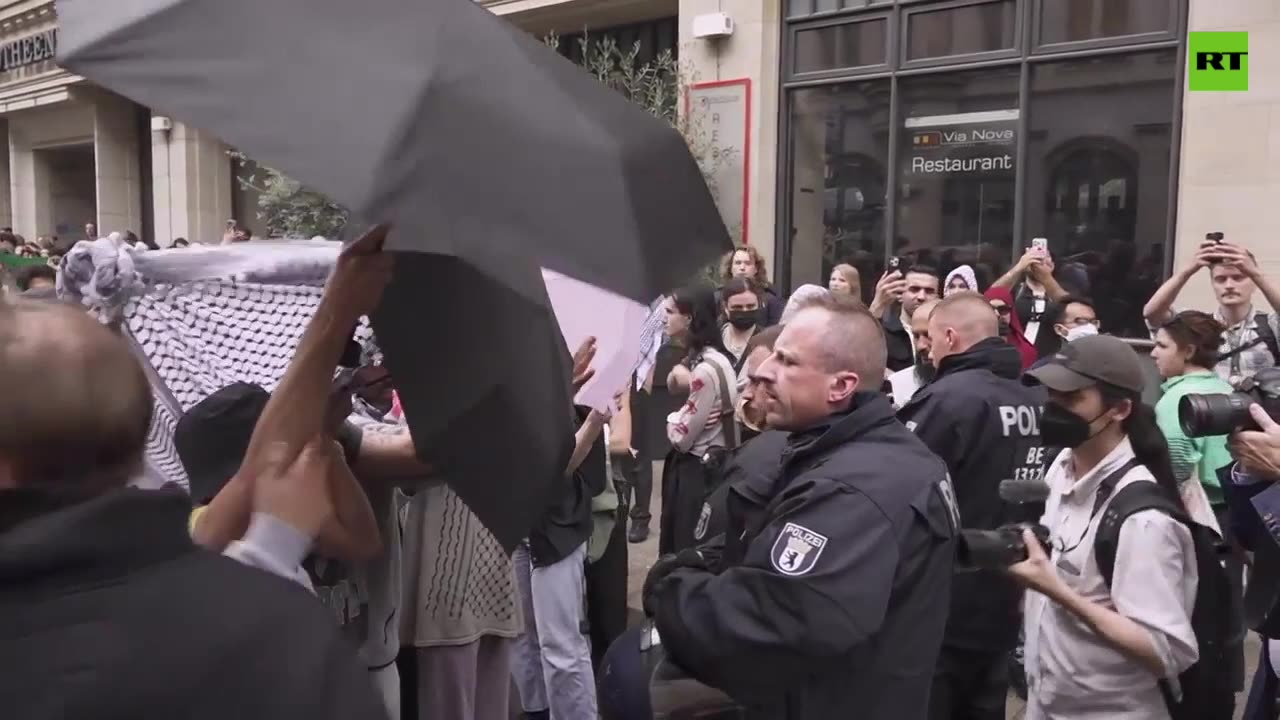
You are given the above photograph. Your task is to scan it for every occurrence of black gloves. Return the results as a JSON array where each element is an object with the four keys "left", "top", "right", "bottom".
[{"left": 642, "top": 548, "right": 709, "bottom": 617}]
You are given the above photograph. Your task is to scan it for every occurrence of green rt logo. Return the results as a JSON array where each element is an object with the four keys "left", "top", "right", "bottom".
[{"left": 1189, "top": 32, "right": 1248, "bottom": 92}]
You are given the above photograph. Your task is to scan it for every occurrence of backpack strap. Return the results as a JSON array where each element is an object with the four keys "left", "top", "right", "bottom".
[
  {"left": 1254, "top": 313, "right": 1280, "bottom": 367},
  {"left": 1094, "top": 477, "right": 1187, "bottom": 588},
  {"left": 707, "top": 359, "right": 739, "bottom": 451}
]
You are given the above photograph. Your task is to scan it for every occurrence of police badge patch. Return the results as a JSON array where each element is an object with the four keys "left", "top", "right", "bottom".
[
  {"left": 770, "top": 522, "right": 828, "bottom": 576},
  {"left": 694, "top": 502, "right": 712, "bottom": 540}
]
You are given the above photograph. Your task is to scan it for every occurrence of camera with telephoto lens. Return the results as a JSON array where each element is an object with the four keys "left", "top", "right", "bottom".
[
  {"left": 957, "top": 523, "right": 1052, "bottom": 570},
  {"left": 1179, "top": 367, "right": 1280, "bottom": 438}
]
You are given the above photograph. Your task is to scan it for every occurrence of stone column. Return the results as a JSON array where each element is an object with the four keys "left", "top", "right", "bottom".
[
  {"left": 152, "top": 118, "right": 232, "bottom": 246},
  {"left": 92, "top": 92, "right": 142, "bottom": 236}
]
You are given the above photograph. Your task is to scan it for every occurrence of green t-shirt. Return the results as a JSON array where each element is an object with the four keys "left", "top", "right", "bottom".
[{"left": 1155, "top": 370, "right": 1235, "bottom": 503}]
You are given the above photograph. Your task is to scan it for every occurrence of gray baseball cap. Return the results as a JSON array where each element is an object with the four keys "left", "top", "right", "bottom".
[{"left": 1025, "top": 334, "right": 1146, "bottom": 395}]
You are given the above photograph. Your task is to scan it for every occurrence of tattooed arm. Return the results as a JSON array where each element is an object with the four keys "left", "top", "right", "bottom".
[{"left": 350, "top": 421, "right": 441, "bottom": 488}]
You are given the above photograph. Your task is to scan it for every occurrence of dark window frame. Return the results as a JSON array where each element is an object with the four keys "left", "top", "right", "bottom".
[
  {"left": 899, "top": 0, "right": 1024, "bottom": 70},
  {"left": 788, "top": 11, "right": 894, "bottom": 81},
  {"left": 774, "top": 0, "right": 1189, "bottom": 333},
  {"left": 1030, "top": 0, "right": 1179, "bottom": 55}
]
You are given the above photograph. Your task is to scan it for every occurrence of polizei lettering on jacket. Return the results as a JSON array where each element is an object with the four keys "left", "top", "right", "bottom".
[{"left": 998, "top": 404, "right": 1042, "bottom": 437}]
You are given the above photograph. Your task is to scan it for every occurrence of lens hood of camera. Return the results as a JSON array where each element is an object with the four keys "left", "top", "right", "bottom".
[{"left": 1179, "top": 392, "right": 1257, "bottom": 438}]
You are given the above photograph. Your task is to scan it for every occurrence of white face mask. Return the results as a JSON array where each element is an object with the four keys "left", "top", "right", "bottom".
[{"left": 1064, "top": 323, "right": 1099, "bottom": 343}]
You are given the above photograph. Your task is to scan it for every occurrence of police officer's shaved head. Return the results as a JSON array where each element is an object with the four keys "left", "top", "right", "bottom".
[
  {"left": 752, "top": 294, "right": 886, "bottom": 431},
  {"left": 927, "top": 292, "right": 999, "bottom": 368},
  {"left": 0, "top": 299, "right": 152, "bottom": 490},
  {"left": 793, "top": 293, "right": 886, "bottom": 384}
]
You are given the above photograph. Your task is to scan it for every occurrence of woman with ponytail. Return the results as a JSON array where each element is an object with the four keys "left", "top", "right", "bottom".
[{"left": 1005, "top": 334, "right": 1199, "bottom": 720}]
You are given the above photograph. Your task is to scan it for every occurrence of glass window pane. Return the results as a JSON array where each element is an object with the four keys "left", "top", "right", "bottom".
[
  {"left": 1040, "top": 0, "right": 1172, "bottom": 44},
  {"left": 906, "top": 1, "right": 1017, "bottom": 60},
  {"left": 794, "top": 20, "right": 888, "bottom": 74},
  {"left": 787, "top": 80, "right": 892, "bottom": 302},
  {"left": 1025, "top": 50, "right": 1177, "bottom": 339},
  {"left": 894, "top": 67, "right": 1021, "bottom": 296}
]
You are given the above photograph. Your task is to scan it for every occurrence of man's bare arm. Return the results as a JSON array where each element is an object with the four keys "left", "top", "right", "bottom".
[{"left": 241, "top": 226, "right": 391, "bottom": 476}]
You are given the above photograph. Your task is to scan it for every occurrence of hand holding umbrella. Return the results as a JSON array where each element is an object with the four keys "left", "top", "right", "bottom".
[{"left": 327, "top": 224, "right": 393, "bottom": 322}]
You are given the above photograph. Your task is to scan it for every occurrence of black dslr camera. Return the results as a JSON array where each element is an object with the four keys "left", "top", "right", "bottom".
[
  {"left": 957, "top": 523, "right": 1052, "bottom": 570},
  {"left": 1179, "top": 367, "right": 1280, "bottom": 438}
]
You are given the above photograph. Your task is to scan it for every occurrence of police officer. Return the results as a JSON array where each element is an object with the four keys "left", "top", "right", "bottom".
[
  {"left": 897, "top": 291, "right": 1047, "bottom": 720},
  {"left": 644, "top": 293, "right": 958, "bottom": 720}
]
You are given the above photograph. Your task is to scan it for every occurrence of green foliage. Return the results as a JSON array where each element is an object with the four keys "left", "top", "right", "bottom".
[{"left": 230, "top": 152, "right": 348, "bottom": 239}]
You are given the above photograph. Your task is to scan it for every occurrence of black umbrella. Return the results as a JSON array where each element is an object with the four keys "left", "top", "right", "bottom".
[
  {"left": 56, "top": 0, "right": 730, "bottom": 304},
  {"left": 57, "top": 0, "right": 732, "bottom": 551},
  {"left": 373, "top": 250, "right": 576, "bottom": 552}
]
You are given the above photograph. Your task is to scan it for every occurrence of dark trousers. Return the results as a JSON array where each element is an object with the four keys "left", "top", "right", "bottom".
[
  {"left": 618, "top": 452, "right": 653, "bottom": 522},
  {"left": 586, "top": 512, "right": 630, "bottom": 672},
  {"left": 1215, "top": 503, "right": 1248, "bottom": 691},
  {"left": 928, "top": 647, "right": 1008, "bottom": 720},
  {"left": 660, "top": 451, "right": 711, "bottom": 555}
]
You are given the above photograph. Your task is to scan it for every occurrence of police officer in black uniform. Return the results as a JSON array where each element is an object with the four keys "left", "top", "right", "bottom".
[
  {"left": 644, "top": 294, "right": 958, "bottom": 720},
  {"left": 897, "top": 292, "right": 1047, "bottom": 720}
]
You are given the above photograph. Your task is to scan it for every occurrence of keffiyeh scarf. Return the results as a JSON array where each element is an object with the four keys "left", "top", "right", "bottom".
[{"left": 58, "top": 239, "right": 375, "bottom": 490}]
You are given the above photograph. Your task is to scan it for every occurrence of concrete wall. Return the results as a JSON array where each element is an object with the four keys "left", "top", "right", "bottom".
[
  {"left": 680, "top": 0, "right": 782, "bottom": 277},
  {"left": 1174, "top": 0, "right": 1280, "bottom": 310}
]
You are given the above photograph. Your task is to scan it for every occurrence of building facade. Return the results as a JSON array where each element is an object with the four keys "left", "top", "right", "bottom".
[
  {"left": 774, "top": 0, "right": 1278, "bottom": 336},
  {"left": 0, "top": 0, "right": 242, "bottom": 247},
  {"left": 1, "top": 0, "right": 1273, "bottom": 319},
  {"left": 495, "top": 0, "right": 1280, "bottom": 337}
]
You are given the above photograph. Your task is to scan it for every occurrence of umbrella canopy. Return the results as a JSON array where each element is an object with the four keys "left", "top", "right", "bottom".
[{"left": 57, "top": 0, "right": 730, "bottom": 304}]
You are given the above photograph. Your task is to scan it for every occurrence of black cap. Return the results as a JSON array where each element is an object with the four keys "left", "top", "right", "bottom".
[
  {"left": 1025, "top": 335, "right": 1145, "bottom": 395},
  {"left": 174, "top": 383, "right": 269, "bottom": 504}
]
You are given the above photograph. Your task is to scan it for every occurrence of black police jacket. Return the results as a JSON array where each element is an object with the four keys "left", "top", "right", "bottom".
[
  {"left": 897, "top": 337, "right": 1048, "bottom": 652},
  {"left": 689, "top": 430, "right": 789, "bottom": 565},
  {"left": 652, "top": 393, "right": 958, "bottom": 720},
  {"left": 0, "top": 487, "right": 386, "bottom": 720}
]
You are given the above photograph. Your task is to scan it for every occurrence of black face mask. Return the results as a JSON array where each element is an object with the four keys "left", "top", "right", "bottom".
[
  {"left": 727, "top": 310, "right": 758, "bottom": 330},
  {"left": 997, "top": 318, "right": 1012, "bottom": 337},
  {"left": 1040, "top": 401, "right": 1110, "bottom": 448}
]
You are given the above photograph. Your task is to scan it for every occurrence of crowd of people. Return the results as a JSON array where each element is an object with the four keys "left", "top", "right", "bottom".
[{"left": 6, "top": 229, "right": 1280, "bottom": 720}]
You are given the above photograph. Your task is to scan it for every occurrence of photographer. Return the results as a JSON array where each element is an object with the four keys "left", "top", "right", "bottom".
[
  {"left": 1226, "top": 405, "right": 1280, "bottom": 720},
  {"left": 1143, "top": 238, "right": 1280, "bottom": 385},
  {"left": 898, "top": 292, "right": 1046, "bottom": 720},
  {"left": 1011, "top": 335, "right": 1232, "bottom": 720}
]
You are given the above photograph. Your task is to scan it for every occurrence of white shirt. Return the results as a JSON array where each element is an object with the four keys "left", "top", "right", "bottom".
[
  {"left": 1024, "top": 439, "right": 1199, "bottom": 720},
  {"left": 887, "top": 365, "right": 924, "bottom": 409}
]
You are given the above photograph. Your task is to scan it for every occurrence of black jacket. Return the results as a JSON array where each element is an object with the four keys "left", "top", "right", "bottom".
[
  {"left": 897, "top": 337, "right": 1048, "bottom": 652},
  {"left": 0, "top": 487, "right": 386, "bottom": 720},
  {"left": 881, "top": 304, "right": 914, "bottom": 373},
  {"left": 529, "top": 406, "right": 607, "bottom": 566},
  {"left": 652, "top": 394, "right": 957, "bottom": 720},
  {"left": 690, "top": 430, "right": 789, "bottom": 561}
]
